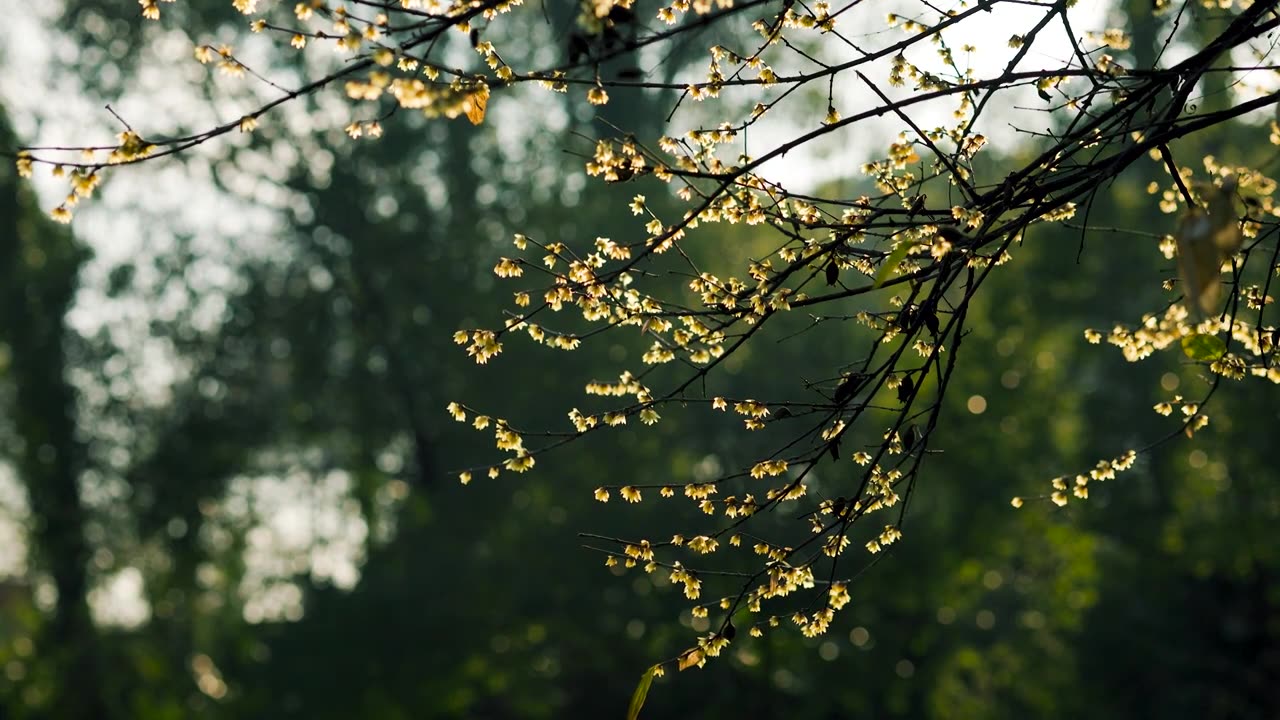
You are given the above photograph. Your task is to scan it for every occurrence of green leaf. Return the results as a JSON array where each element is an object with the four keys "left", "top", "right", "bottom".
[
  {"left": 1181, "top": 333, "right": 1226, "bottom": 361},
  {"left": 625, "top": 665, "right": 657, "bottom": 720},
  {"left": 874, "top": 241, "right": 913, "bottom": 289}
]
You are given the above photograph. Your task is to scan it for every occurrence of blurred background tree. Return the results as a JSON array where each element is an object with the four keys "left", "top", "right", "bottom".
[{"left": 0, "top": 1, "right": 1278, "bottom": 719}]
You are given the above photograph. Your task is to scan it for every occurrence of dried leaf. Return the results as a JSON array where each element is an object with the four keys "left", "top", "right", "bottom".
[
  {"left": 922, "top": 304, "right": 939, "bottom": 335},
  {"left": 464, "top": 83, "right": 490, "bottom": 125},
  {"left": 1207, "top": 175, "right": 1241, "bottom": 255},
  {"left": 677, "top": 649, "right": 703, "bottom": 672},
  {"left": 833, "top": 373, "right": 863, "bottom": 405},
  {"left": 896, "top": 374, "right": 914, "bottom": 404},
  {"left": 1174, "top": 209, "right": 1221, "bottom": 318}
]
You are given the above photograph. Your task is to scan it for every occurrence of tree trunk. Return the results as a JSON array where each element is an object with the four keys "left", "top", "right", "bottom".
[{"left": 0, "top": 110, "right": 106, "bottom": 719}]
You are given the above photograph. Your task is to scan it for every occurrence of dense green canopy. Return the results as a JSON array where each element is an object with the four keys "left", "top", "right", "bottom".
[{"left": 1, "top": 1, "right": 1278, "bottom": 718}]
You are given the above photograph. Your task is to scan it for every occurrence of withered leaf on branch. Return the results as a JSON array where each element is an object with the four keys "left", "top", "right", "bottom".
[
  {"left": 607, "top": 4, "right": 635, "bottom": 25},
  {"left": 921, "top": 303, "right": 940, "bottom": 336},
  {"left": 677, "top": 649, "right": 703, "bottom": 671},
  {"left": 567, "top": 33, "right": 590, "bottom": 63},
  {"left": 896, "top": 305, "right": 916, "bottom": 331},
  {"left": 1175, "top": 175, "right": 1241, "bottom": 318},
  {"left": 897, "top": 374, "right": 915, "bottom": 404},
  {"left": 833, "top": 373, "right": 865, "bottom": 405},
  {"left": 1207, "top": 175, "right": 1242, "bottom": 255},
  {"left": 1175, "top": 208, "right": 1224, "bottom": 318}
]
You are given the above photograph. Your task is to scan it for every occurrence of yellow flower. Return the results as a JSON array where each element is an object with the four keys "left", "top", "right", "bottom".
[
  {"left": 219, "top": 59, "right": 246, "bottom": 78},
  {"left": 339, "top": 33, "right": 362, "bottom": 52},
  {"left": 749, "top": 459, "right": 788, "bottom": 478},
  {"left": 446, "top": 402, "right": 466, "bottom": 422},
  {"left": 504, "top": 453, "right": 535, "bottom": 473},
  {"left": 494, "top": 257, "right": 523, "bottom": 278},
  {"left": 687, "top": 536, "right": 718, "bottom": 554},
  {"left": 594, "top": 487, "right": 610, "bottom": 502}
]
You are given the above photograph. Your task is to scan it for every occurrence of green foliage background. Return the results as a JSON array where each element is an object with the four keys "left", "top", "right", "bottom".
[{"left": 0, "top": 2, "right": 1278, "bottom": 718}]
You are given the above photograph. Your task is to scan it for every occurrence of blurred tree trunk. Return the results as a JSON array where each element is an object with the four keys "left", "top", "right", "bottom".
[{"left": 0, "top": 111, "right": 106, "bottom": 718}]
